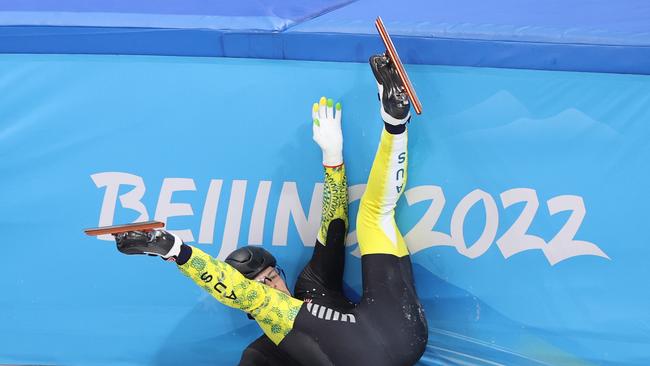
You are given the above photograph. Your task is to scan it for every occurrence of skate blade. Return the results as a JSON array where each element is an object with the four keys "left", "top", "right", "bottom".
[
  {"left": 84, "top": 220, "right": 165, "bottom": 236},
  {"left": 375, "top": 16, "right": 422, "bottom": 115}
]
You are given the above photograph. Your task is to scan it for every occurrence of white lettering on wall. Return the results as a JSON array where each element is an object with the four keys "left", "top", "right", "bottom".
[
  {"left": 91, "top": 173, "right": 610, "bottom": 265},
  {"left": 198, "top": 179, "right": 223, "bottom": 244},
  {"left": 248, "top": 181, "right": 272, "bottom": 245},
  {"left": 404, "top": 185, "right": 453, "bottom": 253},
  {"left": 543, "top": 195, "right": 610, "bottom": 265},
  {"left": 154, "top": 178, "right": 196, "bottom": 242},
  {"left": 272, "top": 182, "right": 322, "bottom": 246},
  {"left": 496, "top": 188, "right": 545, "bottom": 258},
  {"left": 91, "top": 172, "right": 148, "bottom": 241},
  {"left": 217, "top": 180, "right": 247, "bottom": 260},
  {"left": 451, "top": 189, "right": 499, "bottom": 259}
]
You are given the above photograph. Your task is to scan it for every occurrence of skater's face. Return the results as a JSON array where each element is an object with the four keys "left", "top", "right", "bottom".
[{"left": 255, "top": 266, "right": 290, "bottom": 296}]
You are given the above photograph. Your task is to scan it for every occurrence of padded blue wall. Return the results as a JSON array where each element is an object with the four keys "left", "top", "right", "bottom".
[
  {"left": 1, "top": 0, "right": 649, "bottom": 74},
  {"left": 1, "top": 54, "right": 649, "bottom": 365}
]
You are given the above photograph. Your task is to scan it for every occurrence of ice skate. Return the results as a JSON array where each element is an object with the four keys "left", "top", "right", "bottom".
[
  {"left": 370, "top": 53, "right": 411, "bottom": 123},
  {"left": 114, "top": 229, "right": 182, "bottom": 259},
  {"left": 373, "top": 16, "right": 422, "bottom": 116}
]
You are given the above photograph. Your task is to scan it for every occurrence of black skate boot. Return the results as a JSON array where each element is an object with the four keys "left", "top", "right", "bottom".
[
  {"left": 114, "top": 229, "right": 182, "bottom": 259},
  {"left": 369, "top": 53, "right": 411, "bottom": 124}
]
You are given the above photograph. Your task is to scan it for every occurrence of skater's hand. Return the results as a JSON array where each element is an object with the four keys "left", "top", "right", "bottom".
[{"left": 312, "top": 96, "right": 343, "bottom": 167}]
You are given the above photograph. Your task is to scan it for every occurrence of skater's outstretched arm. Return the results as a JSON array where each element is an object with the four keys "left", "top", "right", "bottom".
[
  {"left": 296, "top": 97, "right": 349, "bottom": 296},
  {"left": 114, "top": 231, "right": 303, "bottom": 345},
  {"left": 311, "top": 96, "right": 348, "bottom": 246},
  {"left": 178, "top": 246, "right": 303, "bottom": 345}
]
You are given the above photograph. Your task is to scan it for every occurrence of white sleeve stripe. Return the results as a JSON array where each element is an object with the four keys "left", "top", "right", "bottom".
[
  {"left": 311, "top": 304, "right": 320, "bottom": 316},
  {"left": 325, "top": 308, "right": 333, "bottom": 320}
]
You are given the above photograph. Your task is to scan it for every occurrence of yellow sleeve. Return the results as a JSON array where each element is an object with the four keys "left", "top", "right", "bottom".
[
  {"left": 317, "top": 164, "right": 349, "bottom": 244},
  {"left": 178, "top": 246, "right": 304, "bottom": 345}
]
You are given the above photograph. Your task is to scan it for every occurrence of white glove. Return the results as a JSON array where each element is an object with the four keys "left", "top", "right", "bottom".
[{"left": 312, "top": 96, "right": 343, "bottom": 167}]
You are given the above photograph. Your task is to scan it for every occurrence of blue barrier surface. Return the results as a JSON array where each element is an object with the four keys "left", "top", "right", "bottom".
[
  {"left": 1, "top": 54, "right": 649, "bottom": 365},
  {"left": 1, "top": 0, "right": 649, "bottom": 74},
  {"left": 0, "top": 0, "right": 355, "bottom": 30}
]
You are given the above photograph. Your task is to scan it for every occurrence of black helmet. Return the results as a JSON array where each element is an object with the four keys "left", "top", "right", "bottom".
[{"left": 225, "top": 246, "right": 277, "bottom": 280}]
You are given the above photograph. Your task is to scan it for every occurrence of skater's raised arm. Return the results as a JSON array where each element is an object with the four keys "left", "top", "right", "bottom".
[
  {"left": 294, "top": 97, "right": 349, "bottom": 297},
  {"left": 311, "top": 96, "right": 348, "bottom": 247}
]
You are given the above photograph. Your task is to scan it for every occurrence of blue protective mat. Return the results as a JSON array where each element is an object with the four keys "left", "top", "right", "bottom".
[
  {"left": 0, "top": 0, "right": 649, "bottom": 74},
  {"left": 0, "top": 0, "right": 355, "bottom": 30},
  {"left": 290, "top": 0, "right": 650, "bottom": 45},
  {"left": 1, "top": 0, "right": 344, "bottom": 16}
]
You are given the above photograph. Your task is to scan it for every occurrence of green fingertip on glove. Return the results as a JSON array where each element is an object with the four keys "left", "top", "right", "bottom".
[
  {"left": 336, "top": 102, "right": 341, "bottom": 111},
  {"left": 327, "top": 98, "right": 334, "bottom": 107},
  {"left": 313, "top": 118, "right": 320, "bottom": 126}
]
